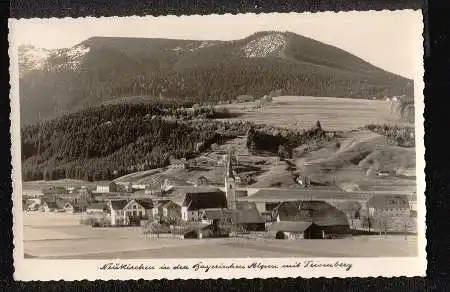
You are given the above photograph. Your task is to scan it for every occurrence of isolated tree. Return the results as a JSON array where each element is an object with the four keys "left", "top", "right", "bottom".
[
  {"left": 277, "top": 145, "right": 289, "bottom": 160},
  {"left": 315, "top": 120, "right": 322, "bottom": 130}
]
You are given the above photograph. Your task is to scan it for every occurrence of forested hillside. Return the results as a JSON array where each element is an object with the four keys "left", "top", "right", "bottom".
[
  {"left": 20, "top": 103, "right": 249, "bottom": 181},
  {"left": 19, "top": 31, "right": 414, "bottom": 125}
]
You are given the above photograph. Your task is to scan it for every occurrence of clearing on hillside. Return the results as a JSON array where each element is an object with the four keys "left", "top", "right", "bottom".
[{"left": 218, "top": 96, "right": 412, "bottom": 131}]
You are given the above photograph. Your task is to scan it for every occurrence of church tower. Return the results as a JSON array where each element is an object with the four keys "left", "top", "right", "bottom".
[{"left": 225, "top": 151, "right": 236, "bottom": 210}]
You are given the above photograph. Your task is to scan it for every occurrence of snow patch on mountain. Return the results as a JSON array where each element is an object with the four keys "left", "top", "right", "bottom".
[
  {"left": 242, "top": 33, "right": 287, "bottom": 58},
  {"left": 52, "top": 44, "right": 90, "bottom": 70},
  {"left": 18, "top": 45, "right": 51, "bottom": 76},
  {"left": 19, "top": 44, "right": 90, "bottom": 74},
  {"left": 171, "top": 41, "right": 218, "bottom": 53}
]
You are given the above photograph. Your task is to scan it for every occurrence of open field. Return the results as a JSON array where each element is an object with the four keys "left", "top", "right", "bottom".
[
  {"left": 23, "top": 179, "right": 98, "bottom": 190},
  {"left": 23, "top": 212, "right": 418, "bottom": 259},
  {"left": 218, "top": 96, "right": 411, "bottom": 131}
]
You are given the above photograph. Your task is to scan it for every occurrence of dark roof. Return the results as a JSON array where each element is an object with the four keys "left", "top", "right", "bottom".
[
  {"left": 268, "top": 221, "right": 313, "bottom": 233},
  {"left": 203, "top": 209, "right": 232, "bottom": 221},
  {"left": 175, "top": 186, "right": 223, "bottom": 195},
  {"left": 368, "top": 195, "right": 410, "bottom": 209},
  {"left": 202, "top": 207, "right": 264, "bottom": 224},
  {"left": 96, "top": 181, "right": 116, "bottom": 186},
  {"left": 110, "top": 200, "right": 129, "bottom": 210},
  {"left": 44, "top": 201, "right": 59, "bottom": 209},
  {"left": 235, "top": 208, "right": 265, "bottom": 224},
  {"left": 155, "top": 199, "right": 171, "bottom": 208},
  {"left": 135, "top": 199, "right": 154, "bottom": 209},
  {"left": 162, "top": 201, "right": 180, "bottom": 209},
  {"left": 184, "top": 191, "right": 228, "bottom": 211},
  {"left": 275, "top": 200, "right": 349, "bottom": 226},
  {"left": 245, "top": 189, "right": 372, "bottom": 202}
]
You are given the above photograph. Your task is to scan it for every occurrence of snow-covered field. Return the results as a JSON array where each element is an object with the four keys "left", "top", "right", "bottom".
[{"left": 23, "top": 212, "right": 418, "bottom": 259}]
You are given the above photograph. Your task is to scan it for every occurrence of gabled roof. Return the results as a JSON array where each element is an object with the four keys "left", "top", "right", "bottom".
[
  {"left": 135, "top": 199, "right": 154, "bottom": 209},
  {"left": 109, "top": 200, "right": 129, "bottom": 210},
  {"left": 174, "top": 186, "right": 223, "bottom": 195},
  {"left": 368, "top": 195, "right": 410, "bottom": 209},
  {"left": 235, "top": 208, "right": 265, "bottom": 224},
  {"left": 44, "top": 201, "right": 59, "bottom": 209},
  {"left": 161, "top": 200, "right": 180, "bottom": 209},
  {"left": 183, "top": 191, "right": 228, "bottom": 211},
  {"left": 202, "top": 206, "right": 265, "bottom": 224},
  {"left": 268, "top": 221, "right": 313, "bottom": 233},
  {"left": 275, "top": 200, "right": 349, "bottom": 226},
  {"left": 246, "top": 189, "right": 372, "bottom": 202}
]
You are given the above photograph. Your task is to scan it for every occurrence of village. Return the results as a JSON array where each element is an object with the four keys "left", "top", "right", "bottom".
[{"left": 23, "top": 150, "right": 418, "bottom": 243}]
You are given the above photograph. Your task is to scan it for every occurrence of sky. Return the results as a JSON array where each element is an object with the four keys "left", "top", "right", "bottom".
[{"left": 10, "top": 10, "right": 422, "bottom": 79}]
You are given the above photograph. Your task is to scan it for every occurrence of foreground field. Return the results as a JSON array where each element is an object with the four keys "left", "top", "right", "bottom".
[
  {"left": 219, "top": 96, "right": 411, "bottom": 131},
  {"left": 23, "top": 213, "right": 418, "bottom": 259}
]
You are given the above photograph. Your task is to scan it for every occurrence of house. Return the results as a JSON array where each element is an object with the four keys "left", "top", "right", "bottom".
[
  {"left": 161, "top": 201, "right": 182, "bottom": 219},
  {"left": 268, "top": 221, "right": 315, "bottom": 239},
  {"left": 116, "top": 182, "right": 133, "bottom": 193},
  {"left": 296, "top": 176, "right": 311, "bottom": 187},
  {"left": 271, "top": 200, "right": 351, "bottom": 238},
  {"left": 96, "top": 181, "right": 118, "bottom": 193},
  {"left": 39, "top": 201, "right": 60, "bottom": 212},
  {"left": 62, "top": 201, "right": 74, "bottom": 213},
  {"left": 176, "top": 187, "right": 228, "bottom": 222},
  {"left": 200, "top": 202, "right": 266, "bottom": 231},
  {"left": 196, "top": 175, "right": 209, "bottom": 186},
  {"left": 376, "top": 169, "right": 392, "bottom": 177},
  {"left": 86, "top": 202, "right": 106, "bottom": 214},
  {"left": 145, "top": 186, "right": 163, "bottom": 196},
  {"left": 175, "top": 223, "right": 229, "bottom": 239},
  {"left": 169, "top": 158, "right": 188, "bottom": 169},
  {"left": 108, "top": 199, "right": 154, "bottom": 226},
  {"left": 368, "top": 195, "right": 410, "bottom": 218}
]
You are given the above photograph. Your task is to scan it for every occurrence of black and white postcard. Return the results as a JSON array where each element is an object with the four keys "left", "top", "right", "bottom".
[{"left": 9, "top": 11, "right": 425, "bottom": 280}]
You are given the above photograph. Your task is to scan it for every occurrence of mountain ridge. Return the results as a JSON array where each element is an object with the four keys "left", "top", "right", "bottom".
[{"left": 18, "top": 31, "right": 414, "bottom": 126}]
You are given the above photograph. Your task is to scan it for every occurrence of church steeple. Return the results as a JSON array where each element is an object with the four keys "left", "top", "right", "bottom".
[
  {"left": 224, "top": 149, "right": 236, "bottom": 210},
  {"left": 225, "top": 151, "right": 235, "bottom": 179}
]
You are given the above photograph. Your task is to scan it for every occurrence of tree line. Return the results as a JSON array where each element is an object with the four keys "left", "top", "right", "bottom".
[
  {"left": 246, "top": 121, "right": 328, "bottom": 158},
  {"left": 21, "top": 103, "right": 247, "bottom": 182}
]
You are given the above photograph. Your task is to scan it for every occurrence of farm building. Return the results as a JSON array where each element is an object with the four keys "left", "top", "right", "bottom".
[
  {"left": 96, "top": 181, "right": 118, "bottom": 193},
  {"left": 269, "top": 200, "right": 351, "bottom": 238},
  {"left": 169, "top": 158, "right": 188, "bottom": 169},
  {"left": 152, "top": 200, "right": 182, "bottom": 220},
  {"left": 115, "top": 182, "right": 133, "bottom": 193},
  {"left": 268, "top": 221, "right": 319, "bottom": 239},
  {"left": 107, "top": 199, "right": 154, "bottom": 226},
  {"left": 200, "top": 202, "right": 266, "bottom": 231},
  {"left": 39, "top": 201, "right": 61, "bottom": 213},
  {"left": 174, "top": 187, "right": 228, "bottom": 222},
  {"left": 367, "top": 195, "right": 411, "bottom": 218},
  {"left": 177, "top": 223, "right": 230, "bottom": 239},
  {"left": 240, "top": 189, "right": 372, "bottom": 214}
]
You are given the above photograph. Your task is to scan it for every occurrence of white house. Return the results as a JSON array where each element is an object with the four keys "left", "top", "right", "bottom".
[
  {"left": 179, "top": 187, "right": 228, "bottom": 222},
  {"left": 63, "top": 202, "right": 74, "bottom": 213},
  {"left": 108, "top": 199, "right": 154, "bottom": 226},
  {"left": 96, "top": 182, "right": 118, "bottom": 193},
  {"left": 368, "top": 195, "right": 410, "bottom": 217},
  {"left": 39, "top": 201, "right": 59, "bottom": 213}
]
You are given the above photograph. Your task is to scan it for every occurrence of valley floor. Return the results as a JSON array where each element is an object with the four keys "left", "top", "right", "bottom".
[{"left": 22, "top": 212, "right": 418, "bottom": 259}]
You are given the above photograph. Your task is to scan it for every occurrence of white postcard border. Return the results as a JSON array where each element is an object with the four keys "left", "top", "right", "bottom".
[{"left": 9, "top": 10, "right": 426, "bottom": 280}]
